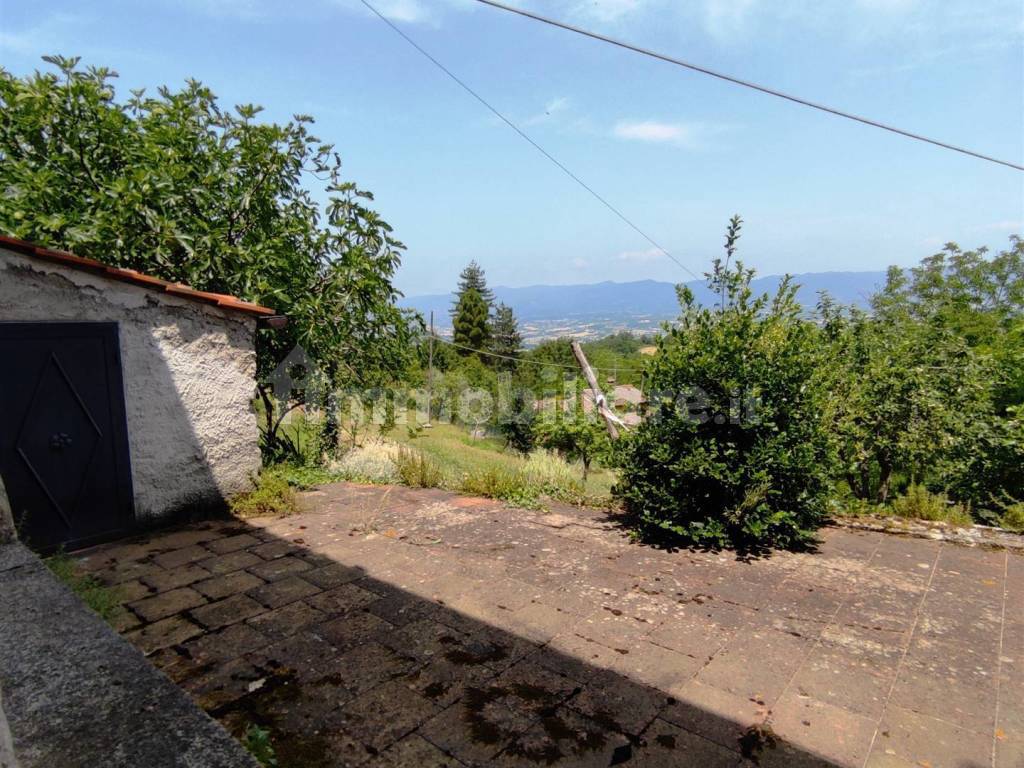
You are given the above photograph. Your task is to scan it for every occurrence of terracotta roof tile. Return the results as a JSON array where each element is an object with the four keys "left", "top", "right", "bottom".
[{"left": 0, "top": 235, "right": 277, "bottom": 318}]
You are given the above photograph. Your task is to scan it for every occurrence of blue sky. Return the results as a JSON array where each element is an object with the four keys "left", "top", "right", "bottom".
[{"left": 2, "top": 0, "right": 1022, "bottom": 295}]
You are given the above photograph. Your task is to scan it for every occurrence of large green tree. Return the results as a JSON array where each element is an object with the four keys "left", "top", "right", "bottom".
[
  {"left": 451, "top": 260, "right": 494, "bottom": 312},
  {"left": 490, "top": 302, "right": 522, "bottom": 370},
  {"left": 451, "top": 287, "right": 491, "bottom": 356},
  {"left": 821, "top": 237, "right": 1023, "bottom": 510},
  {"left": 0, "top": 57, "right": 417, "bottom": 450}
]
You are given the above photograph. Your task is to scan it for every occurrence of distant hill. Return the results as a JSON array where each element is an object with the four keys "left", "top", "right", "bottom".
[{"left": 400, "top": 271, "right": 888, "bottom": 327}]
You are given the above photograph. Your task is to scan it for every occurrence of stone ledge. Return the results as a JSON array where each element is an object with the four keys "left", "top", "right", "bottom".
[
  {"left": 832, "top": 515, "right": 1024, "bottom": 551},
  {"left": 0, "top": 542, "right": 258, "bottom": 768}
]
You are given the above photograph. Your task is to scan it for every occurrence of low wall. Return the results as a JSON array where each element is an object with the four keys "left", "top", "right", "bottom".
[{"left": 0, "top": 542, "right": 257, "bottom": 768}]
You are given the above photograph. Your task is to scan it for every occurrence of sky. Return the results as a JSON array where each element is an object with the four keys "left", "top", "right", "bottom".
[{"left": 1, "top": 0, "right": 1022, "bottom": 296}]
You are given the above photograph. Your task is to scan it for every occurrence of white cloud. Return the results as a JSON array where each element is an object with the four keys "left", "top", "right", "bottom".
[
  {"left": 614, "top": 120, "right": 691, "bottom": 145},
  {"left": 612, "top": 119, "right": 728, "bottom": 149},
  {"left": 617, "top": 247, "right": 663, "bottom": 262},
  {"left": 571, "top": 257, "right": 589, "bottom": 268}
]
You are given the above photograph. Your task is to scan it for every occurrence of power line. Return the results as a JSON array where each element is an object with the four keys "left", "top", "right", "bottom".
[
  {"left": 474, "top": 0, "right": 1024, "bottom": 173},
  {"left": 358, "top": 0, "right": 702, "bottom": 280},
  {"left": 429, "top": 333, "right": 646, "bottom": 373}
]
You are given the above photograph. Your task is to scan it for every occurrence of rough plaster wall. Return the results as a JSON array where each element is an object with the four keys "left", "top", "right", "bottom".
[{"left": 0, "top": 248, "right": 260, "bottom": 523}]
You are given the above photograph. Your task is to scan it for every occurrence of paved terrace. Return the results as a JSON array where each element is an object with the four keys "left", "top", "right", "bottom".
[{"left": 75, "top": 484, "right": 1023, "bottom": 768}]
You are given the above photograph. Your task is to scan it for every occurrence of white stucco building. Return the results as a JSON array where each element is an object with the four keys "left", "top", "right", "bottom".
[{"left": 0, "top": 236, "right": 278, "bottom": 551}]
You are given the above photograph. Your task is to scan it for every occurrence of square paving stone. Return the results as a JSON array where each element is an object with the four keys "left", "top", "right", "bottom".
[
  {"left": 403, "top": 657, "right": 498, "bottom": 708},
  {"left": 340, "top": 679, "right": 440, "bottom": 752},
  {"left": 149, "top": 528, "right": 219, "bottom": 549},
  {"left": 376, "top": 733, "right": 465, "bottom": 768},
  {"left": 318, "top": 640, "right": 419, "bottom": 695},
  {"left": 304, "top": 562, "right": 366, "bottom": 589},
  {"left": 181, "top": 623, "right": 269, "bottom": 664},
  {"left": 366, "top": 592, "right": 431, "bottom": 627},
  {"left": 788, "top": 641, "right": 898, "bottom": 718},
  {"left": 646, "top": 615, "right": 733, "bottom": 662},
  {"left": 199, "top": 550, "right": 263, "bottom": 575},
  {"left": 246, "top": 600, "right": 325, "bottom": 640},
  {"left": 379, "top": 618, "right": 468, "bottom": 663},
  {"left": 204, "top": 533, "right": 261, "bottom": 554},
  {"left": 317, "top": 610, "right": 394, "bottom": 651},
  {"left": 631, "top": 718, "right": 743, "bottom": 768},
  {"left": 128, "top": 586, "right": 206, "bottom": 623},
  {"left": 603, "top": 638, "right": 705, "bottom": 692},
  {"left": 996, "top": 737, "right": 1024, "bottom": 768},
  {"left": 867, "top": 704, "right": 993, "bottom": 767},
  {"left": 569, "top": 668, "right": 667, "bottom": 737},
  {"left": 697, "top": 628, "right": 813, "bottom": 705},
  {"left": 887, "top": 661, "right": 996, "bottom": 734},
  {"left": 190, "top": 593, "right": 265, "bottom": 630},
  {"left": 767, "top": 691, "right": 877, "bottom": 767},
  {"left": 251, "top": 540, "right": 305, "bottom": 560},
  {"left": 125, "top": 615, "right": 203, "bottom": 655},
  {"left": 249, "top": 575, "right": 322, "bottom": 609},
  {"left": 139, "top": 563, "right": 212, "bottom": 593},
  {"left": 661, "top": 679, "right": 770, "bottom": 754},
  {"left": 419, "top": 689, "right": 534, "bottom": 765},
  {"left": 246, "top": 631, "right": 341, "bottom": 684},
  {"left": 248, "top": 555, "right": 313, "bottom": 582},
  {"left": 487, "top": 660, "right": 579, "bottom": 718},
  {"left": 305, "top": 582, "right": 377, "bottom": 616},
  {"left": 493, "top": 706, "right": 632, "bottom": 768},
  {"left": 194, "top": 570, "right": 266, "bottom": 600},
  {"left": 116, "top": 579, "right": 155, "bottom": 602},
  {"left": 153, "top": 544, "right": 212, "bottom": 569},
  {"left": 181, "top": 657, "right": 265, "bottom": 712}
]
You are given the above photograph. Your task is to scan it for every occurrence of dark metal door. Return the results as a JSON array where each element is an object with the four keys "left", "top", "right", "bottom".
[{"left": 0, "top": 323, "right": 134, "bottom": 552}]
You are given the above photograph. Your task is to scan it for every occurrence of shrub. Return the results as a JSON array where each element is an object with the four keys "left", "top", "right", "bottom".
[
  {"left": 498, "top": 390, "right": 537, "bottom": 455},
  {"left": 45, "top": 552, "right": 123, "bottom": 621},
  {"left": 997, "top": 498, "right": 1024, "bottom": 532},
  {"left": 460, "top": 466, "right": 540, "bottom": 508},
  {"left": 394, "top": 447, "right": 445, "bottom": 488},
  {"left": 888, "top": 485, "right": 973, "bottom": 526},
  {"left": 535, "top": 410, "right": 610, "bottom": 482},
  {"left": 328, "top": 440, "right": 401, "bottom": 484},
  {"left": 230, "top": 467, "right": 298, "bottom": 518},
  {"left": 614, "top": 217, "right": 831, "bottom": 550}
]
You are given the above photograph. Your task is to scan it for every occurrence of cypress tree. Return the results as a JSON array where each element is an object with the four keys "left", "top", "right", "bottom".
[
  {"left": 452, "top": 287, "right": 491, "bottom": 356},
  {"left": 490, "top": 303, "right": 522, "bottom": 370}
]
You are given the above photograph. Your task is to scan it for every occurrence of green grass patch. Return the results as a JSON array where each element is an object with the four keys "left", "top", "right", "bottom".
[
  {"left": 394, "top": 446, "right": 445, "bottom": 489},
  {"left": 45, "top": 552, "right": 123, "bottom": 622},
  {"left": 391, "top": 423, "right": 616, "bottom": 507},
  {"left": 997, "top": 499, "right": 1024, "bottom": 532},
  {"left": 229, "top": 466, "right": 299, "bottom": 518}
]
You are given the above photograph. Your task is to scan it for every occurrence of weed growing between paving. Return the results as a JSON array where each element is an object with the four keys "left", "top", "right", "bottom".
[
  {"left": 229, "top": 467, "right": 298, "bottom": 518},
  {"left": 44, "top": 551, "right": 123, "bottom": 622},
  {"left": 241, "top": 724, "right": 278, "bottom": 767}
]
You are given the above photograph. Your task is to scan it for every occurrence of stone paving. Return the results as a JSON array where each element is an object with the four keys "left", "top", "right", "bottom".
[{"left": 74, "top": 483, "right": 1024, "bottom": 768}]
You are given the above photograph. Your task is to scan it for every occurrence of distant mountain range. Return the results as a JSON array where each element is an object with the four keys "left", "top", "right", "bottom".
[{"left": 399, "top": 271, "right": 889, "bottom": 329}]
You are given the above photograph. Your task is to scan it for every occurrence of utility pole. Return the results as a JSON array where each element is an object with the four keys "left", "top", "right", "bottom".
[
  {"left": 571, "top": 341, "right": 625, "bottom": 440},
  {"left": 425, "top": 311, "right": 434, "bottom": 428}
]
